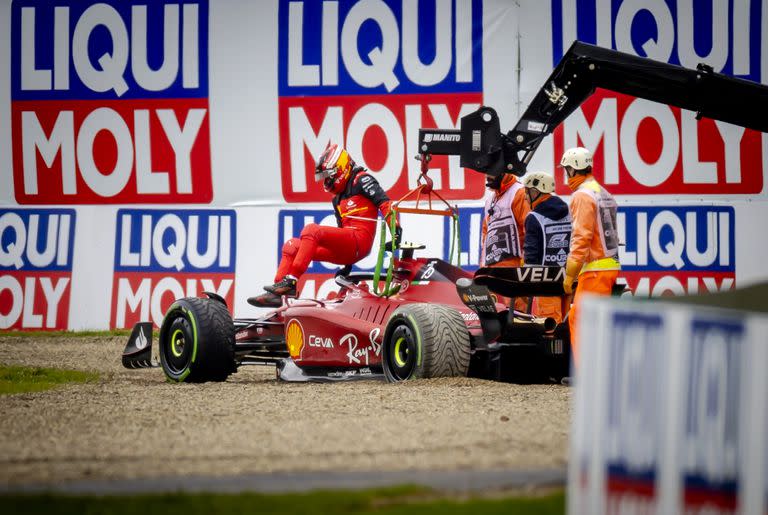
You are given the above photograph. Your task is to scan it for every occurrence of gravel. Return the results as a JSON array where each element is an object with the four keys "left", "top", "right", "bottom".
[{"left": 0, "top": 336, "right": 571, "bottom": 486}]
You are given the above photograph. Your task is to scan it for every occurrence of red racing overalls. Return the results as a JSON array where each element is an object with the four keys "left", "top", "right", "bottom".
[{"left": 275, "top": 168, "right": 395, "bottom": 281}]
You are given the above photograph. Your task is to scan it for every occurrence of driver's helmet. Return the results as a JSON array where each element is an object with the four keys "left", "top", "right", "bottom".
[
  {"left": 315, "top": 142, "right": 353, "bottom": 193},
  {"left": 523, "top": 171, "right": 555, "bottom": 194}
]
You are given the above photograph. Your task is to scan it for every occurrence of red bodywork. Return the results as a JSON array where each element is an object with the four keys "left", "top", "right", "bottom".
[{"left": 237, "top": 257, "right": 483, "bottom": 369}]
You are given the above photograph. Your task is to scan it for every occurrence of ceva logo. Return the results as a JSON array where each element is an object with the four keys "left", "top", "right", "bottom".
[
  {"left": 11, "top": 0, "right": 212, "bottom": 204},
  {"left": 278, "top": 0, "right": 485, "bottom": 203},
  {"left": 111, "top": 209, "right": 235, "bottom": 328},
  {"left": 0, "top": 209, "right": 76, "bottom": 330},
  {"left": 550, "top": 1, "right": 766, "bottom": 195}
]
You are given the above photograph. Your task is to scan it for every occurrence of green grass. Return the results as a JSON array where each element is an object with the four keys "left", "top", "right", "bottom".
[
  {"left": 0, "top": 487, "right": 565, "bottom": 515},
  {"left": 0, "top": 329, "right": 131, "bottom": 338},
  {"left": 0, "top": 365, "right": 99, "bottom": 395}
]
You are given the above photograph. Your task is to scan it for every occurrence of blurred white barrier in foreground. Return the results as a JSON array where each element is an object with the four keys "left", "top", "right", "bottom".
[{"left": 568, "top": 295, "right": 768, "bottom": 515}]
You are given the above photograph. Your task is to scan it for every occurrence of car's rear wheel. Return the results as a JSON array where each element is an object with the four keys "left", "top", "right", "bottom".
[
  {"left": 159, "top": 297, "right": 236, "bottom": 383},
  {"left": 382, "top": 304, "right": 471, "bottom": 382}
]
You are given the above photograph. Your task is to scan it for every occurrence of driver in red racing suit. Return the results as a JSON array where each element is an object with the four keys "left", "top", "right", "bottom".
[{"left": 248, "top": 142, "right": 401, "bottom": 307}]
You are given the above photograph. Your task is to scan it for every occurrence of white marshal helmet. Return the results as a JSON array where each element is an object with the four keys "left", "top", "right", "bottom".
[
  {"left": 559, "top": 147, "right": 593, "bottom": 170},
  {"left": 523, "top": 171, "right": 556, "bottom": 194}
]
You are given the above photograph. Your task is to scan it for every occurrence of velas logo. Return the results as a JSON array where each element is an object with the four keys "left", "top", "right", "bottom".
[
  {"left": 550, "top": 1, "right": 767, "bottom": 196},
  {"left": 111, "top": 209, "right": 235, "bottom": 328},
  {"left": 682, "top": 318, "right": 743, "bottom": 513},
  {"left": 552, "top": 90, "right": 764, "bottom": 196},
  {"left": 0, "top": 209, "right": 76, "bottom": 330},
  {"left": 278, "top": 0, "right": 485, "bottom": 203},
  {"left": 604, "top": 312, "right": 664, "bottom": 510},
  {"left": 11, "top": 0, "right": 212, "bottom": 204},
  {"left": 618, "top": 206, "right": 735, "bottom": 296}
]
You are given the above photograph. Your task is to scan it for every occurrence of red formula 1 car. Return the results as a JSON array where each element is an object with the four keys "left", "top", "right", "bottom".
[{"left": 122, "top": 240, "right": 571, "bottom": 384}]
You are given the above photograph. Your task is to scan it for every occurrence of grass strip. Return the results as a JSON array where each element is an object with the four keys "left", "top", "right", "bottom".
[
  {"left": 0, "top": 487, "right": 565, "bottom": 515},
  {"left": 0, "top": 365, "right": 99, "bottom": 395}
]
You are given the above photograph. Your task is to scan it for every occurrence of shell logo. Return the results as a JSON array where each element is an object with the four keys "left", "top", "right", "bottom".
[{"left": 285, "top": 319, "right": 304, "bottom": 359}]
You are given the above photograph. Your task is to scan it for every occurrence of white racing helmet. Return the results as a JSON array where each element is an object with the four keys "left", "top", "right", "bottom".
[
  {"left": 523, "top": 171, "right": 555, "bottom": 194},
  {"left": 559, "top": 147, "right": 593, "bottom": 170}
]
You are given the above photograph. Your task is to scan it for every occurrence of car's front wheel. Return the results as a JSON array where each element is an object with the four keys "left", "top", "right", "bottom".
[
  {"left": 382, "top": 304, "right": 471, "bottom": 382},
  {"left": 159, "top": 297, "right": 236, "bottom": 383}
]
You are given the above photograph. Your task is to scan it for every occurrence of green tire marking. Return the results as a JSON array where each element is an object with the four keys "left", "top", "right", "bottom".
[
  {"left": 393, "top": 337, "right": 407, "bottom": 367},
  {"left": 182, "top": 307, "right": 199, "bottom": 364},
  {"left": 171, "top": 329, "right": 184, "bottom": 357},
  {"left": 406, "top": 314, "right": 422, "bottom": 367}
]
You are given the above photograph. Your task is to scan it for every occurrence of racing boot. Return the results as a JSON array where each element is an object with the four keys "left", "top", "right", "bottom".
[
  {"left": 247, "top": 292, "right": 283, "bottom": 308},
  {"left": 264, "top": 275, "right": 297, "bottom": 296}
]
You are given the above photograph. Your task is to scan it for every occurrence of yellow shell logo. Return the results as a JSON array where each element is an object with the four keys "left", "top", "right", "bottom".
[{"left": 285, "top": 319, "right": 304, "bottom": 359}]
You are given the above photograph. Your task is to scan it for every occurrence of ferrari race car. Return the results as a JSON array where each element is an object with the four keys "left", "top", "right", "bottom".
[
  {"left": 122, "top": 41, "right": 768, "bottom": 384},
  {"left": 122, "top": 241, "right": 573, "bottom": 384}
]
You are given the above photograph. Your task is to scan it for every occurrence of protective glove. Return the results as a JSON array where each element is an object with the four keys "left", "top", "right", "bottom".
[
  {"left": 563, "top": 258, "right": 583, "bottom": 295},
  {"left": 384, "top": 226, "right": 402, "bottom": 252}
]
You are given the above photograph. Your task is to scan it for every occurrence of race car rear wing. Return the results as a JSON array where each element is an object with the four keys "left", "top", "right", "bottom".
[{"left": 418, "top": 41, "right": 768, "bottom": 177}]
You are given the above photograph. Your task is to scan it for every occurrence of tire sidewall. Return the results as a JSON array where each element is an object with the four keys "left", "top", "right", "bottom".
[
  {"left": 382, "top": 309, "right": 424, "bottom": 382},
  {"left": 159, "top": 300, "right": 199, "bottom": 382}
]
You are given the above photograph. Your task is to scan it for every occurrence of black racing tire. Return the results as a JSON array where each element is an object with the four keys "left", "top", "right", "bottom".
[
  {"left": 158, "top": 297, "right": 236, "bottom": 383},
  {"left": 382, "top": 303, "right": 471, "bottom": 382}
]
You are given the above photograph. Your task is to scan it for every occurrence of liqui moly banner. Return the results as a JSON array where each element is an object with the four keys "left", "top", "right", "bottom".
[
  {"left": 111, "top": 209, "right": 235, "bottom": 328},
  {"left": 618, "top": 205, "right": 735, "bottom": 296},
  {"left": 548, "top": 0, "right": 767, "bottom": 197},
  {"left": 569, "top": 298, "right": 768, "bottom": 515},
  {"left": 0, "top": 209, "right": 75, "bottom": 330},
  {"left": 278, "top": 0, "right": 486, "bottom": 203},
  {"left": 11, "top": 0, "right": 213, "bottom": 204}
]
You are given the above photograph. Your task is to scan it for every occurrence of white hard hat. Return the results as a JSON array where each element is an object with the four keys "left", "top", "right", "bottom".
[
  {"left": 560, "top": 147, "right": 593, "bottom": 170},
  {"left": 523, "top": 171, "right": 555, "bottom": 194}
]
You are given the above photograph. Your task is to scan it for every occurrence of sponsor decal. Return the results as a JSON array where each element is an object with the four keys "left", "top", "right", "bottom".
[
  {"left": 550, "top": 1, "right": 766, "bottom": 195},
  {"left": 342, "top": 332, "right": 381, "bottom": 366},
  {"left": 285, "top": 318, "right": 305, "bottom": 359},
  {"left": 111, "top": 209, "right": 235, "bottom": 328},
  {"left": 682, "top": 318, "right": 744, "bottom": 514},
  {"left": 512, "top": 266, "right": 564, "bottom": 282},
  {"left": 308, "top": 334, "right": 333, "bottom": 348},
  {"left": 0, "top": 209, "right": 75, "bottom": 329},
  {"left": 618, "top": 206, "right": 735, "bottom": 296},
  {"left": 11, "top": 1, "right": 212, "bottom": 204},
  {"left": 278, "top": 0, "right": 485, "bottom": 202},
  {"left": 604, "top": 312, "right": 665, "bottom": 513}
]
